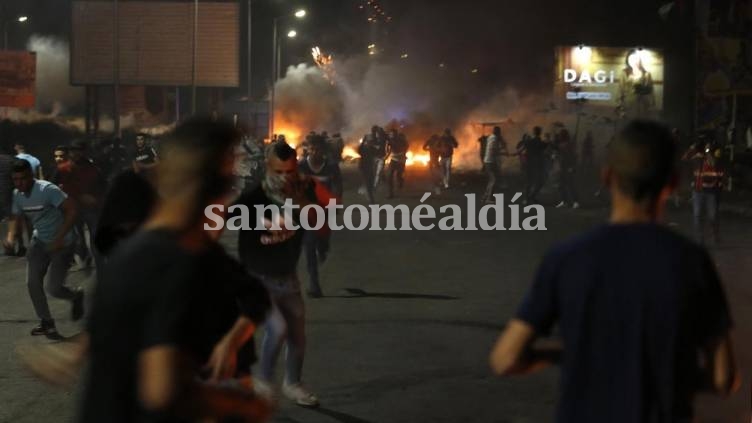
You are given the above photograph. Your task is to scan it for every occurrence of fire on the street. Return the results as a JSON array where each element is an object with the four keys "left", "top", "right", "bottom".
[{"left": 341, "top": 145, "right": 430, "bottom": 167}]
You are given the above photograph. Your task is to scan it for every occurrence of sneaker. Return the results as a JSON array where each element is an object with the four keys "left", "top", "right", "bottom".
[
  {"left": 252, "top": 379, "right": 277, "bottom": 403},
  {"left": 555, "top": 201, "right": 567, "bottom": 208},
  {"left": 71, "top": 289, "right": 85, "bottom": 321},
  {"left": 282, "top": 383, "right": 320, "bottom": 408},
  {"left": 30, "top": 320, "right": 60, "bottom": 339},
  {"left": 572, "top": 202, "right": 580, "bottom": 209}
]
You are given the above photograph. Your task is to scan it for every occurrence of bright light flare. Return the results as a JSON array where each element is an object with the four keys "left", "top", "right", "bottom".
[
  {"left": 312, "top": 46, "right": 336, "bottom": 85},
  {"left": 287, "top": 30, "right": 297, "bottom": 38},
  {"left": 294, "top": 9, "right": 306, "bottom": 18},
  {"left": 17, "top": 16, "right": 28, "bottom": 23}
]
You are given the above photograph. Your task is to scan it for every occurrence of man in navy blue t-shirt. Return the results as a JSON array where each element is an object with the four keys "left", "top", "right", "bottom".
[{"left": 490, "top": 120, "right": 739, "bottom": 423}]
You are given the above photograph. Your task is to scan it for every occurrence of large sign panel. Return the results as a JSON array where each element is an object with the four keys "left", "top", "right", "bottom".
[
  {"left": 554, "top": 46, "right": 664, "bottom": 117},
  {"left": 0, "top": 51, "right": 36, "bottom": 108},
  {"left": 71, "top": 1, "right": 239, "bottom": 87}
]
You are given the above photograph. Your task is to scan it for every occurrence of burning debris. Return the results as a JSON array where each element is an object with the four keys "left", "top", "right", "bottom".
[{"left": 312, "top": 47, "right": 336, "bottom": 86}]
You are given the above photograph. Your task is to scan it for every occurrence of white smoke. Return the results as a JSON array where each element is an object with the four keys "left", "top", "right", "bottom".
[{"left": 26, "top": 35, "right": 84, "bottom": 113}]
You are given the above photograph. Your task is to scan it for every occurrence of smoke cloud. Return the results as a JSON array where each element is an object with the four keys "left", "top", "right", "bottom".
[
  {"left": 26, "top": 35, "right": 84, "bottom": 114},
  {"left": 273, "top": 54, "right": 618, "bottom": 169}
]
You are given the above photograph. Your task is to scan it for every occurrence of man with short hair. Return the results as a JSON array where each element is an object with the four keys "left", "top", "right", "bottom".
[
  {"left": 490, "top": 120, "right": 739, "bottom": 423},
  {"left": 482, "top": 126, "right": 507, "bottom": 204},
  {"left": 233, "top": 141, "right": 336, "bottom": 407},
  {"left": 386, "top": 128, "right": 409, "bottom": 198},
  {"left": 683, "top": 142, "right": 725, "bottom": 245},
  {"left": 518, "top": 126, "right": 548, "bottom": 204},
  {"left": 3, "top": 159, "right": 83, "bottom": 338},
  {"left": 437, "top": 128, "right": 459, "bottom": 189},
  {"left": 55, "top": 139, "right": 106, "bottom": 270},
  {"left": 132, "top": 133, "right": 159, "bottom": 174},
  {"left": 298, "top": 136, "right": 342, "bottom": 298},
  {"left": 14, "top": 142, "right": 44, "bottom": 180}
]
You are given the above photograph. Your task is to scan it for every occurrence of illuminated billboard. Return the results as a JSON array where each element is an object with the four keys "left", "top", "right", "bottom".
[{"left": 554, "top": 46, "right": 664, "bottom": 117}]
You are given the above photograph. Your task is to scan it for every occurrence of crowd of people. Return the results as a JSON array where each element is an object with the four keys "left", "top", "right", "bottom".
[{"left": 0, "top": 116, "right": 742, "bottom": 423}]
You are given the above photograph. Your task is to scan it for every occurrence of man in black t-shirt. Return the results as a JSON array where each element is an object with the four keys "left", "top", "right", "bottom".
[
  {"left": 19, "top": 118, "right": 271, "bottom": 423},
  {"left": 132, "top": 133, "right": 159, "bottom": 174},
  {"left": 518, "top": 126, "right": 548, "bottom": 204},
  {"left": 234, "top": 141, "right": 335, "bottom": 408},
  {"left": 490, "top": 120, "right": 739, "bottom": 423}
]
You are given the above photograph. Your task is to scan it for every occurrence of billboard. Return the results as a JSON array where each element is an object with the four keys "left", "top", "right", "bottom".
[
  {"left": 554, "top": 46, "right": 664, "bottom": 117},
  {"left": 71, "top": 1, "right": 239, "bottom": 87},
  {"left": 0, "top": 51, "right": 36, "bottom": 108}
]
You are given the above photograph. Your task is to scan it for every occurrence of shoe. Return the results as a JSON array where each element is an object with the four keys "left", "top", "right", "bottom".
[
  {"left": 282, "top": 383, "right": 320, "bottom": 408},
  {"left": 31, "top": 320, "right": 60, "bottom": 339},
  {"left": 572, "top": 202, "right": 580, "bottom": 209},
  {"left": 555, "top": 201, "right": 566, "bottom": 208},
  {"left": 71, "top": 289, "right": 85, "bottom": 321},
  {"left": 252, "top": 379, "right": 277, "bottom": 403}
]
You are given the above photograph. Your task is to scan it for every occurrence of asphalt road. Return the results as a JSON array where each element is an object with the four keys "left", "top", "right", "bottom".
[{"left": 0, "top": 166, "right": 750, "bottom": 423}]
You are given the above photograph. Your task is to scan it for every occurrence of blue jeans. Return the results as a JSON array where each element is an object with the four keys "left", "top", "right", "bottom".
[
  {"left": 256, "top": 274, "right": 307, "bottom": 385},
  {"left": 692, "top": 191, "right": 719, "bottom": 244}
]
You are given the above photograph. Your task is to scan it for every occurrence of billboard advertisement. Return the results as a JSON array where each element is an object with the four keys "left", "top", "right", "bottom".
[
  {"left": 554, "top": 46, "right": 664, "bottom": 118},
  {"left": 71, "top": 1, "right": 239, "bottom": 87},
  {"left": 0, "top": 51, "right": 36, "bottom": 108}
]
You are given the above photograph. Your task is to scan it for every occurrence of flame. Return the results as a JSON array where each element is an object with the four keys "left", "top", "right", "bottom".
[{"left": 341, "top": 145, "right": 430, "bottom": 167}]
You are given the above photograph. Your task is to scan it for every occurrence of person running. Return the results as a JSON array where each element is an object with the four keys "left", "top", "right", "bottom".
[
  {"left": 233, "top": 141, "right": 336, "bottom": 408},
  {"left": 554, "top": 128, "right": 580, "bottom": 209},
  {"left": 386, "top": 128, "right": 409, "bottom": 198},
  {"left": 14, "top": 142, "right": 44, "bottom": 180},
  {"left": 3, "top": 159, "right": 84, "bottom": 338},
  {"left": 372, "top": 126, "right": 389, "bottom": 189},
  {"left": 358, "top": 131, "right": 377, "bottom": 203},
  {"left": 482, "top": 126, "right": 508, "bottom": 204},
  {"left": 518, "top": 127, "right": 548, "bottom": 205},
  {"left": 437, "top": 128, "right": 459, "bottom": 189},
  {"left": 490, "top": 120, "right": 739, "bottom": 423},
  {"left": 55, "top": 139, "right": 106, "bottom": 270},
  {"left": 423, "top": 134, "right": 443, "bottom": 194},
  {"left": 298, "top": 136, "right": 342, "bottom": 298},
  {"left": 683, "top": 142, "right": 725, "bottom": 245}
]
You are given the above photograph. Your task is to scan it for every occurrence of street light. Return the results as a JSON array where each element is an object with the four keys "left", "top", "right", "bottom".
[
  {"left": 270, "top": 8, "right": 306, "bottom": 138},
  {"left": 287, "top": 29, "right": 297, "bottom": 38},
  {"left": 3, "top": 15, "right": 28, "bottom": 50}
]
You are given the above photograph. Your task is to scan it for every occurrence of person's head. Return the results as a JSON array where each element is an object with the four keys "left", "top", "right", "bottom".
[
  {"left": 493, "top": 126, "right": 501, "bottom": 137},
  {"left": 308, "top": 136, "right": 327, "bottom": 163},
  {"left": 13, "top": 143, "right": 25, "bottom": 154},
  {"left": 157, "top": 116, "right": 241, "bottom": 223},
  {"left": 53, "top": 146, "right": 69, "bottom": 164},
  {"left": 604, "top": 120, "right": 677, "bottom": 214},
  {"left": 533, "top": 126, "right": 542, "bottom": 137},
  {"left": 11, "top": 159, "right": 34, "bottom": 193},
  {"left": 264, "top": 141, "right": 298, "bottom": 195},
  {"left": 135, "top": 133, "right": 147, "bottom": 149},
  {"left": 69, "top": 139, "right": 89, "bottom": 163}
]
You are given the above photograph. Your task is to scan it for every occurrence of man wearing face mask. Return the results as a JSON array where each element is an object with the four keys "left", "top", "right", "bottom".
[{"left": 232, "top": 141, "right": 336, "bottom": 408}]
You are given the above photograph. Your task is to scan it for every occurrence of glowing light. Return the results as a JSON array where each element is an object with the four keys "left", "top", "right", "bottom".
[
  {"left": 400, "top": 53, "right": 408, "bottom": 59},
  {"left": 312, "top": 46, "right": 336, "bottom": 85},
  {"left": 287, "top": 30, "right": 297, "bottom": 38},
  {"left": 17, "top": 16, "right": 28, "bottom": 23},
  {"left": 471, "top": 68, "right": 479, "bottom": 74},
  {"left": 439, "top": 63, "right": 445, "bottom": 68},
  {"left": 294, "top": 9, "right": 306, "bottom": 18},
  {"left": 572, "top": 46, "right": 592, "bottom": 67}
]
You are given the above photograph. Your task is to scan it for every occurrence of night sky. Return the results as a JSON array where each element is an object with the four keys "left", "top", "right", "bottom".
[{"left": 1, "top": 0, "right": 690, "bottom": 100}]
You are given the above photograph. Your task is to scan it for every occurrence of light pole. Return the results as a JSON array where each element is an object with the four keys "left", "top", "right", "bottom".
[
  {"left": 270, "top": 8, "right": 305, "bottom": 139},
  {"left": 277, "top": 29, "right": 297, "bottom": 80},
  {"left": 3, "top": 15, "right": 29, "bottom": 50}
]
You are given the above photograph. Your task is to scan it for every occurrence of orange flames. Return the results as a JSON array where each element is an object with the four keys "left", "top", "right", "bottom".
[{"left": 341, "top": 145, "right": 431, "bottom": 167}]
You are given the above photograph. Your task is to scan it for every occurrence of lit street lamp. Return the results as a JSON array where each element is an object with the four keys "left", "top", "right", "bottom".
[
  {"left": 287, "top": 29, "right": 297, "bottom": 38},
  {"left": 3, "top": 14, "right": 29, "bottom": 50},
  {"left": 270, "top": 8, "right": 306, "bottom": 138}
]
